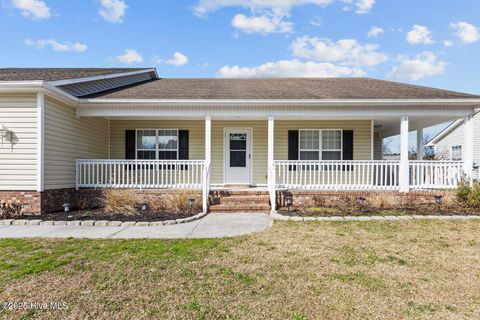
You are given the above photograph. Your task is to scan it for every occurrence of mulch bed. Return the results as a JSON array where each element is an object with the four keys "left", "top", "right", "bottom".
[
  {"left": 4, "top": 209, "right": 200, "bottom": 222},
  {"left": 278, "top": 206, "right": 480, "bottom": 217}
]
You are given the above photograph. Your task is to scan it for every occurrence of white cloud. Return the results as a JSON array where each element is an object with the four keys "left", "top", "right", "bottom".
[
  {"left": 99, "top": 0, "right": 127, "bottom": 23},
  {"left": 341, "top": 0, "right": 375, "bottom": 14},
  {"left": 166, "top": 52, "right": 189, "bottom": 67},
  {"left": 291, "top": 36, "right": 388, "bottom": 67},
  {"left": 388, "top": 52, "right": 446, "bottom": 81},
  {"left": 193, "top": 0, "right": 333, "bottom": 17},
  {"left": 449, "top": 21, "right": 480, "bottom": 43},
  {"left": 443, "top": 40, "right": 453, "bottom": 47},
  {"left": 309, "top": 15, "right": 322, "bottom": 27},
  {"left": 218, "top": 59, "right": 365, "bottom": 78},
  {"left": 406, "top": 25, "right": 434, "bottom": 44},
  {"left": 367, "top": 26, "right": 384, "bottom": 38},
  {"left": 231, "top": 13, "right": 293, "bottom": 34},
  {"left": 116, "top": 49, "right": 143, "bottom": 64},
  {"left": 24, "top": 39, "right": 87, "bottom": 52},
  {"left": 10, "top": 0, "right": 51, "bottom": 19}
]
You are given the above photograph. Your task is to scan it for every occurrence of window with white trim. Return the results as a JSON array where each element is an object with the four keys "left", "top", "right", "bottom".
[
  {"left": 299, "top": 129, "right": 342, "bottom": 160},
  {"left": 136, "top": 129, "right": 178, "bottom": 160},
  {"left": 451, "top": 145, "right": 462, "bottom": 161}
]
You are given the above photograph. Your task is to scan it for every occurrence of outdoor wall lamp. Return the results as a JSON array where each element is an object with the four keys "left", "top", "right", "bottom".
[
  {"left": 434, "top": 195, "right": 443, "bottom": 204},
  {"left": 285, "top": 192, "right": 293, "bottom": 211},
  {"left": 188, "top": 196, "right": 196, "bottom": 209},
  {"left": 0, "top": 125, "right": 10, "bottom": 144}
]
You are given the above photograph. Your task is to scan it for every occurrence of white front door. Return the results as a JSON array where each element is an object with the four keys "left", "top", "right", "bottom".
[{"left": 224, "top": 128, "right": 252, "bottom": 185}]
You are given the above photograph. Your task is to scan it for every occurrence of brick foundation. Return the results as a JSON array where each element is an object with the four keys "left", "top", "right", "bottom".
[
  {"left": 1, "top": 188, "right": 202, "bottom": 215},
  {"left": 276, "top": 190, "right": 452, "bottom": 210}
]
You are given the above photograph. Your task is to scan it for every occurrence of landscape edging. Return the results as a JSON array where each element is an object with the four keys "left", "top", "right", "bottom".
[
  {"left": 270, "top": 212, "right": 480, "bottom": 221},
  {"left": 0, "top": 211, "right": 208, "bottom": 227}
]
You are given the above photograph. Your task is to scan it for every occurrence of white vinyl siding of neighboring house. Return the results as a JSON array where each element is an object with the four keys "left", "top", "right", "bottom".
[
  {"left": 0, "top": 94, "right": 38, "bottom": 190},
  {"left": 43, "top": 97, "right": 109, "bottom": 190},
  {"left": 434, "top": 113, "right": 480, "bottom": 163}
]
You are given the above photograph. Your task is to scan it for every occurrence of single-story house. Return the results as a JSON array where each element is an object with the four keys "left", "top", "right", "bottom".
[
  {"left": 427, "top": 110, "right": 480, "bottom": 164},
  {"left": 0, "top": 68, "right": 478, "bottom": 214}
]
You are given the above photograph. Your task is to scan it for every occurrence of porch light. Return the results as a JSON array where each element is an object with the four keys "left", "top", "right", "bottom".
[
  {"left": 0, "top": 125, "right": 9, "bottom": 144},
  {"left": 434, "top": 195, "right": 443, "bottom": 204},
  {"left": 140, "top": 202, "right": 148, "bottom": 212},
  {"left": 188, "top": 196, "right": 196, "bottom": 209},
  {"left": 62, "top": 203, "right": 71, "bottom": 220},
  {"left": 285, "top": 192, "right": 293, "bottom": 211}
]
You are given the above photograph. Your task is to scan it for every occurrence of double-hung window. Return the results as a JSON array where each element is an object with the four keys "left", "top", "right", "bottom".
[
  {"left": 451, "top": 145, "right": 462, "bottom": 161},
  {"left": 136, "top": 129, "right": 178, "bottom": 160},
  {"left": 299, "top": 129, "right": 342, "bottom": 160}
]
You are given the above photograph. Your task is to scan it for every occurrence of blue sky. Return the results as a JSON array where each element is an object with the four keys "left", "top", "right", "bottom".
[{"left": 1, "top": 0, "right": 479, "bottom": 150}]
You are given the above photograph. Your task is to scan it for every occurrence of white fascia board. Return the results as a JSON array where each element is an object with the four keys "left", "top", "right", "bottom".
[
  {"left": 79, "top": 98, "right": 480, "bottom": 106},
  {"left": 48, "top": 68, "right": 157, "bottom": 86},
  {"left": 425, "top": 119, "right": 463, "bottom": 146}
]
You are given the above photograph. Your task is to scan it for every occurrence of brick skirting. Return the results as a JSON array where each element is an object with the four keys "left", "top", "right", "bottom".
[
  {"left": 1, "top": 188, "right": 202, "bottom": 215},
  {"left": 275, "top": 190, "right": 452, "bottom": 210}
]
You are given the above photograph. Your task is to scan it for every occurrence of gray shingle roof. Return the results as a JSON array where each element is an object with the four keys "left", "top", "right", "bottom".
[
  {"left": 86, "top": 77, "right": 480, "bottom": 100},
  {"left": 0, "top": 68, "right": 151, "bottom": 82}
]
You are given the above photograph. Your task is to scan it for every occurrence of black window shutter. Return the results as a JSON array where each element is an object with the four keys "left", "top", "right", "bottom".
[
  {"left": 125, "top": 130, "right": 136, "bottom": 159},
  {"left": 342, "top": 130, "right": 354, "bottom": 160},
  {"left": 288, "top": 130, "right": 299, "bottom": 171},
  {"left": 288, "top": 130, "right": 299, "bottom": 160},
  {"left": 179, "top": 130, "right": 189, "bottom": 160}
]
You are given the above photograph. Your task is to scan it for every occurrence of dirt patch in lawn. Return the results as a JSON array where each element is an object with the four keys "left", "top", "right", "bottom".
[{"left": 1, "top": 220, "right": 480, "bottom": 319}]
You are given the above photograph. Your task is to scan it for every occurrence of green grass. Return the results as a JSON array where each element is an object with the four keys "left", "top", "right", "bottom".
[{"left": 1, "top": 220, "right": 480, "bottom": 319}]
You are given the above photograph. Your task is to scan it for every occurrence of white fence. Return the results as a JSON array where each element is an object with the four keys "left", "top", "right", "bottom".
[
  {"left": 274, "top": 160, "right": 401, "bottom": 190},
  {"left": 274, "top": 160, "right": 465, "bottom": 191},
  {"left": 409, "top": 160, "right": 464, "bottom": 189},
  {"left": 76, "top": 160, "right": 206, "bottom": 189}
]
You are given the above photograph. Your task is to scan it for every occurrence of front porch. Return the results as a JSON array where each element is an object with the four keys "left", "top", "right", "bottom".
[{"left": 74, "top": 111, "right": 475, "bottom": 213}]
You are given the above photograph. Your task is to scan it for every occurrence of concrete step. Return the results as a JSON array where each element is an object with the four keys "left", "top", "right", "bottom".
[
  {"left": 210, "top": 190, "right": 269, "bottom": 196},
  {"left": 209, "top": 204, "right": 271, "bottom": 212}
]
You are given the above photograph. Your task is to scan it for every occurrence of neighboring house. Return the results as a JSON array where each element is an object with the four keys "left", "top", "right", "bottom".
[
  {"left": 0, "top": 68, "right": 478, "bottom": 214},
  {"left": 427, "top": 110, "right": 480, "bottom": 164}
]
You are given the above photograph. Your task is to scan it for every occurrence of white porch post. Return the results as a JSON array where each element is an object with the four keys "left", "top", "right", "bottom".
[
  {"left": 268, "top": 116, "right": 276, "bottom": 212},
  {"left": 203, "top": 116, "right": 211, "bottom": 213},
  {"left": 463, "top": 114, "right": 474, "bottom": 183},
  {"left": 399, "top": 115, "right": 410, "bottom": 192},
  {"left": 416, "top": 128, "right": 424, "bottom": 160}
]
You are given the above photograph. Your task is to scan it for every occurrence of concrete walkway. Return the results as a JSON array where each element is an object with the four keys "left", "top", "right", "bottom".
[{"left": 0, "top": 213, "right": 272, "bottom": 239}]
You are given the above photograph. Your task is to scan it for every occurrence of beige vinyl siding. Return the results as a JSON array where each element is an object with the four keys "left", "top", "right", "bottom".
[
  {"left": 109, "top": 120, "right": 205, "bottom": 160},
  {"left": 109, "top": 119, "right": 373, "bottom": 186},
  {"left": 274, "top": 120, "right": 373, "bottom": 161},
  {"left": 44, "top": 97, "right": 109, "bottom": 190},
  {"left": 434, "top": 113, "right": 480, "bottom": 163},
  {"left": 0, "top": 94, "right": 37, "bottom": 190}
]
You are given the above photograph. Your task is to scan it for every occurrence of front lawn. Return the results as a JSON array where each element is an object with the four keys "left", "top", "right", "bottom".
[{"left": 1, "top": 220, "right": 480, "bottom": 319}]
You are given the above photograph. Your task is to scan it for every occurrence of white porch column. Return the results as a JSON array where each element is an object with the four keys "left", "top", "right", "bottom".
[
  {"left": 399, "top": 115, "right": 410, "bottom": 192},
  {"left": 416, "top": 128, "right": 424, "bottom": 160},
  {"left": 463, "top": 114, "right": 474, "bottom": 182},
  {"left": 203, "top": 116, "right": 212, "bottom": 213},
  {"left": 267, "top": 116, "right": 276, "bottom": 212}
]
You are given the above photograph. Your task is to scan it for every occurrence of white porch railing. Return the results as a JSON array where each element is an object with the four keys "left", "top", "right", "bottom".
[
  {"left": 274, "top": 160, "right": 401, "bottom": 190},
  {"left": 409, "top": 160, "right": 464, "bottom": 189},
  {"left": 76, "top": 160, "right": 206, "bottom": 189}
]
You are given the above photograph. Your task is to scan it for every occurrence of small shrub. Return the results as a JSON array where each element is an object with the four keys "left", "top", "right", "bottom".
[
  {"left": 312, "top": 195, "right": 326, "bottom": 208},
  {"left": 76, "top": 190, "right": 101, "bottom": 210},
  {"left": 149, "top": 197, "right": 168, "bottom": 213},
  {"left": 336, "top": 195, "right": 361, "bottom": 215},
  {"left": 103, "top": 189, "right": 139, "bottom": 215},
  {"left": 369, "top": 194, "right": 396, "bottom": 210},
  {"left": 166, "top": 192, "right": 200, "bottom": 215},
  {"left": 467, "top": 183, "right": 480, "bottom": 209},
  {"left": 0, "top": 202, "right": 24, "bottom": 219},
  {"left": 456, "top": 176, "right": 471, "bottom": 203},
  {"left": 440, "top": 193, "right": 459, "bottom": 210}
]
